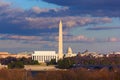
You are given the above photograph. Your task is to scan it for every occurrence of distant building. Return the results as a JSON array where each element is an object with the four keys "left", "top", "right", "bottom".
[
  {"left": 0, "top": 52, "right": 9, "bottom": 55},
  {"left": 0, "top": 64, "right": 7, "bottom": 69},
  {"left": 80, "top": 51, "right": 104, "bottom": 58},
  {"left": 32, "top": 51, "right": 58, "bottom": 63},
  {"left": 16, "top": 51, "right": 32, "bottom": 58},
  {"left": 32, "top": 20, "right": 64, "bottom": 63},
  {"left": 107, "top": 52, "right": 120, "bottom": 57},
  {"left": 0, "top": 52, "right": 31, "bottom": 58},
  {"left": 65, "top": 47, "right": 77, "bottom": 58},
  {"left": 114, "top": 52, "right": 120, "bottom": 54},
  {"left": 15, "top": 54, "right": 31, "bottom": 58},
  {"left": 0, "top": 52, "right": 9, "bottom": 58},
  {"left": 31, "top": 20, "right": 79, "bottom": 63}
]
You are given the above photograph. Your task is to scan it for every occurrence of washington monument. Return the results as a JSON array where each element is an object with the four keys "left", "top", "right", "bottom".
[{"left": 58, "top": 20, "right": 64, "bottom": 59}]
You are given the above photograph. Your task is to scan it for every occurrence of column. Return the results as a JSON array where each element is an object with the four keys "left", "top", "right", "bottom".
[
  {"left": 32, "top": 56, "right": 34, "bottom": 60},
  {"left": 58, "top": 20, "right": 63, "bottom": 59},
  {"left": 42, "top": 56, "right": 43, "bottom": 62}
]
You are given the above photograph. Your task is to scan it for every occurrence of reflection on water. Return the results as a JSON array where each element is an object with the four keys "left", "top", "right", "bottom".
[
  {"left": 30, "top": 65, "right": 120, "bottom": 76},
  {"left": 31, "top": 71, "right": 46, "bottom": 76}
]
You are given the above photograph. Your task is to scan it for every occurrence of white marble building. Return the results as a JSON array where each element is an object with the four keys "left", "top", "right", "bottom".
[
  {"left": 65, "top": 47, "right": 77, "bottom": 58},
  {"left": 32, "top": 51, "right": 58, "bottom": 63}
]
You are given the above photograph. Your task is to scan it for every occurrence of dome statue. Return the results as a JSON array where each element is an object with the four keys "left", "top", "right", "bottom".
[{"left": 67, "top": 47, "right": 72, "bottom": 54}]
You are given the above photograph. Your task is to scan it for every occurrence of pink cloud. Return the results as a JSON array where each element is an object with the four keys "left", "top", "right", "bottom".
[
  {"left": 108, "top": 37, "right": 120, "bottom": 42},
  {"left": 101, "top": 17, "right": 112, "bottom": 23},
  {"left": 31, "top": 6, "right": 49, "bottom": 14},
  {"left": 62, "top": 35, "right": 95, "bottom": 42},
  {"left": 9, "top": 35, "right": 39, "bottom": 40},
  {"left": 25, "top": 16, "right": 112, "bottom": 29},
  {"left": 31, "top": 6, "right": 68, "bottom": 14},
  {"left": 0, "top": 34, "right": 42, "bottom": 41},
  {"left": 0, "top": 1, "right": 11, "bottom": 7}
]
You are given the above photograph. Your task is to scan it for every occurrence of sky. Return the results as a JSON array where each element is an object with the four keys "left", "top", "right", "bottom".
[{"left": 0, "top": 0, "right": 120, "bottom": 53}]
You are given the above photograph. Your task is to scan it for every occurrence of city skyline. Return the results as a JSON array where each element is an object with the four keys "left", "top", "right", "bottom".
[{"left": 0, "top": 0, "right": 120, "bottom": 53}]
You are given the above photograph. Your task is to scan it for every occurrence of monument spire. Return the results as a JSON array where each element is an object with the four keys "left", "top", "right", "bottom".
[{"left": 58, "top": 20, "right": 63, "bottom": 59}]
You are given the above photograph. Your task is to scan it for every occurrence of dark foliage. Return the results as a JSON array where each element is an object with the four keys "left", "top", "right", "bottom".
[
  {"left": 73, "top": 55, "right": 120, "bottom": 66},
  {"left": 47, "top": 59, "right": 57, "bottom": 65},
  {"left": 0, "top": 57, "right": 17, "bottom": 65},
  {"left": 0, "top": 57, "right": 39, "bottom": 69},
  {"left": 0, "top": 57, "right": 39, "bottom": 65},
  {"left": 57, "top": 58, "right": 75, "bottom": 69},
  {"left": 8, "top": 61, "right": 24, "bottom": 69},
  {"left": 56, "top": 54, "right": 120, "bottom": 69}
]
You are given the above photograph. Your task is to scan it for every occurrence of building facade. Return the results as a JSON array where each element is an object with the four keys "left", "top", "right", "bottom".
[
  {"left": 65, "top": 47, "right": 77, "bottom": 58},
  {"left": 32, "top": 51, "right": 58, "bottom": 63},
  {"left": 0, "top": 52, "right": 31, "bottom": 58}
]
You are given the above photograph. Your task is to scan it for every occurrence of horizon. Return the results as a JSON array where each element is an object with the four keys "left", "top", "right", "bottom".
[{"left": 0, "top": 0, "right": 120, "bottom": 53}]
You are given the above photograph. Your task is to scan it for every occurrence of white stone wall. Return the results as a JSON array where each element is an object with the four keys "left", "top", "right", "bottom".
[{"left": 32, "top": 51, "right": 58, "bottom": 63}]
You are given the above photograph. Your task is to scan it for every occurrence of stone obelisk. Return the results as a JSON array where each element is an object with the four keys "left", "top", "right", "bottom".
[{"left": 58, "top": 20, "right": 63, "bottom": 59}]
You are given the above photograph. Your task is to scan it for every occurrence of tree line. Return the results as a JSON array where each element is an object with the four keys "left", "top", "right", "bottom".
[
  {"left": 0, "top": 57, "right": 39, "bottom": 69},
  {"left": 47, "top": 54, "right": 120, "bottom": 69},
  {"left": 1, "top": 54, "right": 120, "bottom": 69}
]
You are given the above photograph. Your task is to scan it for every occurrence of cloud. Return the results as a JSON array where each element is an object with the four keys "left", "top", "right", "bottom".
[
  {"left": 92, "top": 37, "right": 120, "bottom": 43},
  {"left": 0, "top": 0, "right": 114, "bottom": 48},
  {"left": 107, "top": 37, "right": 120, "bottom": 42},
  {"left": 40, "top": 0, "right": 120, "bottom": 17},
  {"left": 54, "top": 33, "right": 120, "bottom": 43},
  {"left": 25, "top": 16, "right": 112, "bottom": 29},
  {"left": 30, "top": 6, "right": 68, "bottom": 14},
  {"left": 0, "top": 34, "right": 42, "bottom": 40},
  {"left": 0, "top": 1, "right": 116, "bottom": 43},
  {"left": 0, "top": 34, "right": 57, "bottom": 50},
  {"left": 8, "top": 35, "right": 41, "bottom": 40},
  {"left": 0, "top": 0, "right": 11, "bottom": 7},
  {"left": 31, "top": 6, "right": 49, "bottom": 13},
  {"left": 54, "top": 34, "right": 95, "bottom": 43},
  {"left": 87, "top": 26, "right": 120, "bottom": 30},
  {"left": 1, "top": 0, "right": 120, "bottom": 53},
  {"left": 42, "top": 0, "right": 119, "bottom": 8},
  {"left": 0, "top": 33, "right": 58, "bottom": 48},
  {"left": 0, "top": 1, "right": 113, "bottom": 37},
  {"left": 64, "top": 35, "right": 95, "bottom": 42}
]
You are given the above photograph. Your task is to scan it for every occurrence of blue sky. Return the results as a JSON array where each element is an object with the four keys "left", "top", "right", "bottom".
[
  {"left": 5, "top": 0, "right": 60, "bottom": 9},
  {"left": 0, "top": 0, "right": 120, "bottom": 53}
]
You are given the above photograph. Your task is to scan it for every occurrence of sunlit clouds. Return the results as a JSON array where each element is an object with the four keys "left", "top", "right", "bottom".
[{"left": 0, "top": 0, "right": 120, "bottom": 53}]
